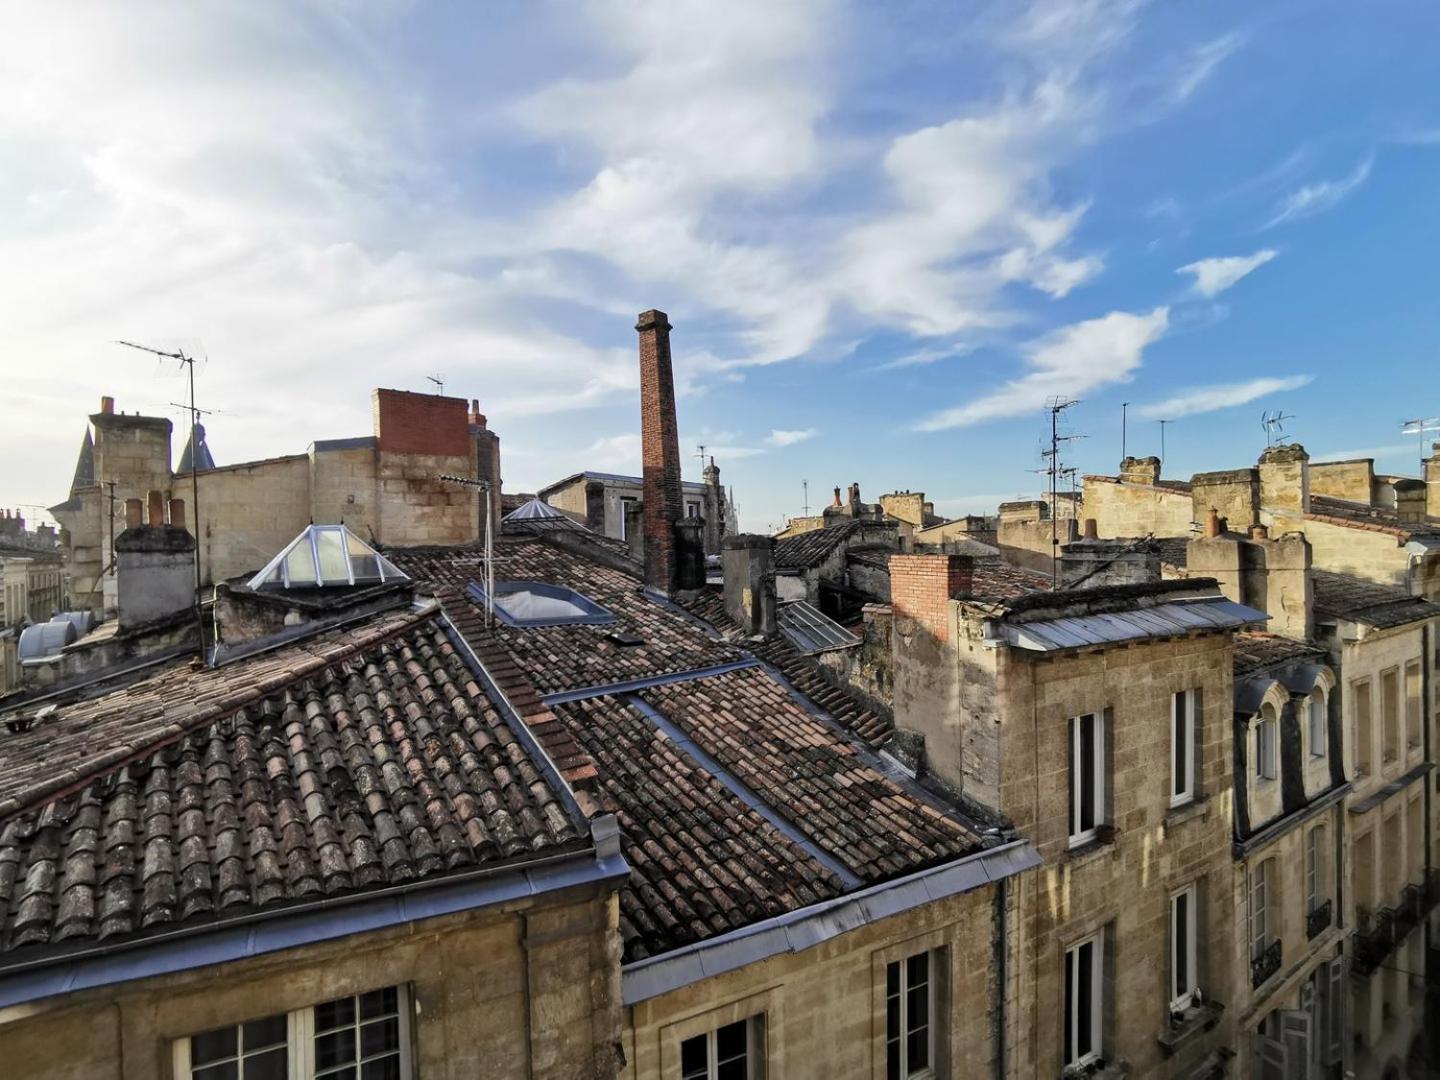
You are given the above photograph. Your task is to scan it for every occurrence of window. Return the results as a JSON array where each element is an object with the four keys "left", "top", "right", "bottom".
[
  {"left": 1249, "top": 859, "right": 1274, "bottom": 961},
  {"left": 1171, "top": 690, "right": 1197, "bottom": 806},
  {"left": 249, "top": 524, "right": 407, "bottom": 590},
  {"left": 619, "top": 496, "right": 638, "bottom": 540},
  {"left": 1308, "top": 691, "right": 1327, "bottom": 759},
  {"left": 1353, "top": 678, "right": 1373, "bottom": 776},
  {"left": 1382, "top": 668, "right": 1399, "bottom": 762},
  {"left": 466, "top": 580, "right": 616, "bottom": 628},
  {"left": 175, "top": 986, "right": 412, "bottom": 1080},
  {"left": 1064, "top": 933, "right": 1104, "bottom": 1066},
  {"left": 1069, "top": 712, "right": 1106, "bottom": 846},
  {"left": 886, "top": 951, "right": 935, "bottom": 1079},
  {"left": 1405, "top": 661, "right": 1422, "bottom": 748},
  {"left": 1255, "top": 707, "right": 1278, "bottom": 781},
  {"left": 686, "top": 501, "right": 701, "bottom": 519},
  {"left": 681, "top": 1017, "right": 764, "bottom": 1080},
  {"left": 1170, "top": 885, "right": 1199, "bottom": 1009},
  {"left": 1305, "top": 825, "right": 1327, "bottom": 914}
]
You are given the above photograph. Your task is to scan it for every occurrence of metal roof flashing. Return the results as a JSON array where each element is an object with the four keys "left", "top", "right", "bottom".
[{"left": 997, "top": 597, "right": 1268, "bottom": 653}]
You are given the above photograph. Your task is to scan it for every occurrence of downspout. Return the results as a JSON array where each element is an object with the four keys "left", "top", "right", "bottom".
[{"left": 994, "top": 875, "right": 1008, "bottom": 1080}]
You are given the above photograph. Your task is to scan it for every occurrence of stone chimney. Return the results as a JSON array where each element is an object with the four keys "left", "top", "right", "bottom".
[
  {"left": 637, "top": 309, "right": 683, "bottom": 592},
  {"left": 115, "top": 489, "right": 196, "bottom": 631},
  {"left": 833, "top": 486, "right": 842, "bottom": 508},
  {"left": 1427, "top": 443, "right": 1440, "bottom": 520},
  {"left": 1187, "top": 526, "right": 1313, "bottom": 641},
  {"left": 1258, "top": 443, "right": 1310, "bottom": 515},
  {"left": 1060, "top": 537, "right": 1161, "bottom": 588},
  {"left": 1119, "top": 456, "right": 1162, "bottom": 486},
  {"left": 702, "top": 455, "right": 722, "bottom": 556},
  {"left": 848, "top": 482, "right": 862, "bottom": 516},
  {"left": 722, "top": 534, "right": 776, "bottom": 637}
]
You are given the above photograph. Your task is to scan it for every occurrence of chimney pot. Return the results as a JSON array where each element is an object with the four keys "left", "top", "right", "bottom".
[
  {"left": 833, "top": 486, "right": 842, "bottom": 507},
  {"left": 169, "top": 498, "right": 187, "bottom": 530},
  {"left": 100, "top": 395, "right": 115, "bottom": 415},
  {"left": 1083, "top": 517, "right": 1098, "bottom": 540},
  {"left": 125, "top": 498, "right": 143, "bottom": 529},
  {"left": 147, "top": 490, "right": 165, "bottom": 527},
  {"left": 1250, "top": 523, "right": 1269, "bottom": 540},
  {"left": 1205, "top": 509, "right": 1221, "bottom": 537}
]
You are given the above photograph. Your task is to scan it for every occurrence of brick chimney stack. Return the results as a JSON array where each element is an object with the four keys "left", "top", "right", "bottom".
[{"left": 637, "top": 309, "right": 683, "bottom": 592}]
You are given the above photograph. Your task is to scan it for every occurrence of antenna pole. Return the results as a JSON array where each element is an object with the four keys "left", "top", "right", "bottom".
[
  {"left": 802, "top": 479, "right": 810, "bottom": 518},
  {"left": 1043, "top": 398, "right": 1082, "bottom": 590},
  {"left": 1121, "top": 402, "right": 1129, "bottom": 461}
]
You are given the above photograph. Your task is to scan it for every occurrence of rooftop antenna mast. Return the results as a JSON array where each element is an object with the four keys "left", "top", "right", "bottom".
[
  {"left": 426, "top": 375, "right": 445, "bottom": 396},
  {"left": 695, "top": 444, "right": 707, "bottom": 483},
  {"left": 438, "top": 474, "right": 494, "bottom": 626},
  {"left": 115, "top": 340, "right": 205, "bottom": 655},
  {"left": 1043, "top": 398, "right": 1083, "bottom": 590},
  {"left": 1401, "top": 416, "right": 1440, "bottom": 472},
  {"left": 1260, "top": 410, "right": 1295, "bottom": 449},
  {"left": 1155, "top": 418, "right": 1174, "bottom": 465},
  {"left": 1121, "top": 402, "right": 1130, "bottom": 460},
  {"left": 802, "top": 479, "right": 810, "bottom": 518}
]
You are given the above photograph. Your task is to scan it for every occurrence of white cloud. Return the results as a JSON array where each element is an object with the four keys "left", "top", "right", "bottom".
[
  {"left": 1168, "top": 32, "right": 1246, "bottom": 103},
  {"left": 1265, "top": 156, "right": 1373, "bottom": 228},
  {"left": 577, "top": 433, "right": 643, "bottom": 473},
  {"left": 766, "top": 428, "right": 817, "bottom": 447},
  {"left": 915, "top": 307, "right": 1169, "bottom": 430},
  {"left": 1176, "top": 249, "right": 1277, "bottom": 297},
  {"left": 1135, "top": 374, "right": 1311, "bottom": 420}
]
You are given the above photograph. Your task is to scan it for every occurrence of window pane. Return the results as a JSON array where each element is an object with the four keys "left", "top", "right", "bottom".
[
  {"left": 242, "top": 1047, "right": 288, "bottom": 1080},
  {"left": 716, "top": 1060, "right": 747, "bottom": 1080},
  {"left": 316, "top": 1029, "right": 356, "bottom": 1070},
  {"left": 681, "top": 1034, "right": 708, "bottom": 1080},
  {"left": 194, "top": 1065, "right": 239, "bottom": 1080},
  {"left": 906, "top": 952, "right": 929, "bottom": 990},
  {"left": 1173, "top": 694, "right": 1187, "bottom": 796},
  {"left": 360, "top": 1061, "right": 401, "bottom": 1080},
  {"left": 315, "top": 1069, "right": 356, "bottom": 1080},
  {"left": 315, "top": 997, "right": 357, "bottom": 1034},
  {"left": 1077, "top": 942, "right": 1093, "bottom": 1057},
  {"left": 283, "top": 541, "right": 317, "bottom": 586},
  {"left": 906, "top": 1025, "right": 929, "bottom": 1072},
  {"left": 193, "top": 1026, "right": 239, "bottom": 1066},
  {"left": 1174, "top": 893, "right": 1189, "bottom": 998},
  {"left": 715, "top": 1020, "right": 747, "bottom": 1062},
  {"left": 1079, "top": 715, "right": 1095, "bottom": 832},
  {"left": 359, "top": 987, "right": 397, "bottom": 1021},
  {"left": 1064, "top": 949, "right": 1074, "bottom": 1063},
  {"left": 243, "top": 1015, "right": 288, "bottom": 1053}
]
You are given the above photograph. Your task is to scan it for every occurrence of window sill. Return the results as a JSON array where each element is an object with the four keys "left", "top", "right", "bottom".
[
  {"left": 1060, "top": 1060, "right": 1127, "bottom": 1080},
  {"left": 1065, "top": 827, "right": 1118, "bottom": 863},
  {"left": 1157, "top": 999, "right": 1224, "bottom": 1056},
  {"left": 1165, "top": 798, "right": 1209, "bottom": 828}
]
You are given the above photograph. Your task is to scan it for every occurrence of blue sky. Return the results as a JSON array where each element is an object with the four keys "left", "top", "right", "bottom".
[{"left": 4, "top": 1, "right": 1438, "bottom": 532}]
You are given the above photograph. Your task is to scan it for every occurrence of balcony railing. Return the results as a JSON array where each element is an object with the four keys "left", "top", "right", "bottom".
[
  {"left": 1354, "top": 872, "right": 1440, "bottom": 979},
  {"left": 1306, "top": 898, "right": 1333, "bottom": 940},
  {"left": 1251, "top": 938, "right": 1282, "bottom": 988}
]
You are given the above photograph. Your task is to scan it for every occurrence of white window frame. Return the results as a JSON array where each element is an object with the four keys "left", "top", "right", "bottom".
[
  {"left": 173, "top": 986, "right": 414, "bottom": 1080},
  {"left": 619, "top": 495, "right": 638, "bottom": 540},
  {"left": 1308, "top": 691, "right": 1327, "bottom": 759},
  {"left": 1171, "top": 689, "right": 1197, "bottom": 807},
  {"left": 1305, "top": 824, "right": 1327, "bottom": 915},
  {"left": 1249, "top": 860, "right": 1273, "bottom": 961},
  {"left": 1255, "top": 709, "right": 1278, "bottom": 782},
  {"left": 886, "top": 950, "right": 937, "bottom": 1080},
  {"left": 1170, "top": 884, "right": 1199, "bottom": 1010},
  {"left": 680, "top": 1016, "right": 765, "bottom": 1080},
  {"left": 1069, "top": 712, "right": 1106, "bottom": 847},
  {"left": 1064, "top": 932, "right": 1104, "bottom": 1067}
]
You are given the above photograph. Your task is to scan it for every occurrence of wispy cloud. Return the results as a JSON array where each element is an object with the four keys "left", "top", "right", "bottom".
[
  {"left": 872, "top": 344, "right": 973, "bottom": 371},
  {"left": 1265, "top": 156, "right": 1373, "bottom": 228},
  {"left": 766, "top": 428, "right": 817, "bottom": 447},
  {"left": 1176, "top": 249, "right": 1276, "bottom": 297},
  {"left": 1135, "top": 374, "right": 1311, "bottom": 420},
  {"left": 1168, "top": 31, "right": 1246, "bottom": 103},
  {"left": 1312, "top": 443, "right": 1421, "bottom": 463},
  {"left": 915, "top": 307, "right": 1169, "bottom": 430}
]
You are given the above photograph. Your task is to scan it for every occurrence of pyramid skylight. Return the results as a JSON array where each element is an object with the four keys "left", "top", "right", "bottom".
[{"left": 248, "top": 524, "right": 408, "bottom": 590}]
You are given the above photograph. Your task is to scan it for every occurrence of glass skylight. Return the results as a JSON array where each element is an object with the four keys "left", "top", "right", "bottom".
[
  {"left": 248, "top": 524, "right": 408, "bottom": 590},
  {"left": 466, "top": 580, "right": 616, "bottom": 627}
]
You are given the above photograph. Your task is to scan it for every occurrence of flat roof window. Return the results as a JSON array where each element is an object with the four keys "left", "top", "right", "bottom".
[{"left": 466, "top": 580, "right": 616, "bottom": 628}]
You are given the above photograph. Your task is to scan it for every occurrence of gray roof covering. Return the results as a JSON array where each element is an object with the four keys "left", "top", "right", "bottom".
[
  {"left": 176, "top": 422, "right": 216, "bottom": 473},
  {"left": 774, "top": 521, "right": 862, "bottom": 569},
  {"left": 776, "top": 600, "right": 860, "bottom": 655},
  {"left": 1313, "top": 570, "right": 1440, "bottom": 629},
  {"left": 997, "top": 597, "right": 1267, "bottom": 652},
  {"left": 538, "top": 471, "right": 707, "bottom": 497},
  {"left": 69, "top": 429, "right": 94, "bottom": 496},
  {"left": 505, "top": 498, "right": 579, "bottom": 524}
]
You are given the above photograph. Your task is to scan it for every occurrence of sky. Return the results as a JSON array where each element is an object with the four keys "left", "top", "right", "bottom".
[{"left": 3, "top": 0, "right": 1439, "bottom": 533}]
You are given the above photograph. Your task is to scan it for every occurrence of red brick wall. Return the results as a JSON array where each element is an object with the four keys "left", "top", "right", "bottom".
[
  {"left": 637, "top": 310, "right": 683, "bottom": 591},
  {"left": 373, "top": 388, "right": 470, "bottom": 457},
  {"left": 889, "top": 554, "right": 972, "bottom": 642}
]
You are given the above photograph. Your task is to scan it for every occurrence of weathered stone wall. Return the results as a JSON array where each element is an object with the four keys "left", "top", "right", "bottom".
[
  {"left": 310, "top": 445, "right": 382, "bottom": 542},
  {"left": 1081, "top": 475, "right": 1195, "bottom": 539},
  {"left": 879, "top": 491, "right": 926, "bottom": 527},
  {"left": 1309, "top": 459, "right": 1374, "bottom": 504},
  {"left": 996, "top": 516, "right": 1076, "bottom": 574},
  {"left": 1191, "top": 468, "right": 1260, "bottom": 532},
  {"left": 625, "top": 883, "right": 1004, "bottom": 1080},
  {"left": 1268, "top": 511, "right": 1411, "bottom": 588},
  {"left": 374, "top": 449, "right": 478, "bottom": 546},
  {"left": 818, "top": 603, "right": 894, "bottom": 710},
  {"left": 0, "top": 885, "right": 620, "bottom": 1080},
  {"left": 889, "top": 555, "right": 966, "bottom": 791},
  {"left": 194, "top": 455, "right": 312, "bottom": 583},
  {"left": 1258, "top": 444, "right": 1310, "bottom": 514}
]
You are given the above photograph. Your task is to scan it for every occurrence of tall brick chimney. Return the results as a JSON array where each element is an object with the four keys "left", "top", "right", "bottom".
[{"left": 637, "top": 309, "right": 683, "bottom": 592}]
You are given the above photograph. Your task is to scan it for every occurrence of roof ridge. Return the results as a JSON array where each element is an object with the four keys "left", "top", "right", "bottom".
[{"left": 0, "top": 607, "right": 434, "bottom": 822}]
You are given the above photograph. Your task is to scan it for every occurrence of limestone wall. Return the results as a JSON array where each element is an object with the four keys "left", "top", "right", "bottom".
[
  {"left": 0, "top": 885, "right": 619, "bottom": 1080},
  {"left": 374, "top": 450, "right": 478, "bottom": 546},
  {"left": 996, "top": 516, "right": 1076, "bottom": 573},
  {"left": 194, "top": 455, "right": 311, "bottom": 583},
  {"left": 879, "top": 491, "right": 926, "bottom": 527},
  {"left": 1268, "top": 512, "right": 1411, "bottom": 588},
  {"left": 1082, "top": 475, "right": 1195, "bottom": 538},
  {"left": 310, "top": 445, "right": 382, "bottom": 541},
  {"left": 1309, "top": 459, "right": 1374, "bottom": 504}
]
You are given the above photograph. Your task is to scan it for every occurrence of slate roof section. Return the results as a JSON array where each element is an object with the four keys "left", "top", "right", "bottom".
[
  {"left": 391, "top": 542, "right": 742, "bottom": 697},
  {"left": 537, "top": 471, "right": 708, "bottom": 497},
  {"left": 773, "top": 522, "right": 862, "bottom": 569},
  {"left": 972, "top": 558, "right": 1050, "bottom": 600},
  {"left": 0, "top": 611, "right": 584, "bottom": 958},
  {"left": 1312, "top": 570, "right": 1440, "bottom": 629},
  {"left": 1233, "top": 632, "right": 1327, "bottom": 677},
  {"left": 1307, "top": 495, "right": 1440, "bottom": 540}
]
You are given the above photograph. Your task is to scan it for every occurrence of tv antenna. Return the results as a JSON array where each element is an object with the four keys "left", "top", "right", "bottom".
[
  {"left": 426, "top": 375, "right": 445, "bottom": 396},
  {"left": 1261, "top": 410, "right": 1294, "bottom": 449},
  {"left": 1121, "top": 402, "right": 1130, "bottom": 460},
  {"left": 1155, "top": 418, "right": 1174, "bottom": 464},
  {"left": 802, "top": 479, "right": 810, "bottom": 517},
  {"left": 1401, "top": 417, "right": 1440, "bottom": 472},
  {"left": 1042, "top": 398, "right": 1084, "bottom": 589},
  {"left": 115, "top": 339, "right": 205, "bottom": 654}
]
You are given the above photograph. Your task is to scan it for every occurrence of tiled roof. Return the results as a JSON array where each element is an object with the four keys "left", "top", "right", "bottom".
[
  {"left": 972, "top": 558, "right": 1050, "bottom": 600},
  {"left": 1233, "top": 632, "right": 1326, "bottom": 676},
  {"left": 773, "top": 522, "right": 862, "bottom": 569},
  {"left": 1307, "top": 495, "right": 1440, "bottom": 540},
  {"left": 1313, "top": 570, "right": 1440, "bottom": 629},
  {"left": 0, "top": 610, "right": 583, "bottom": 958},
  {"left": 391, "top": 542, "right": 742, "bottom": 697}
]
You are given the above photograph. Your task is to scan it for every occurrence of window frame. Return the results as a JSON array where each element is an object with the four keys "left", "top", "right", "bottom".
[
  {"left": 1249, "top": 859, "right": 1273, "bottom": 961},
  {"left": 1068, "top": 712, "right": 1106, "bottom": 847},
  {"left": 885, "top": 949, "right": 937, "bottom": 1080},
  {"left": 173, "top": 985, "right": 414, "bottom": 1080},
  {"left": 465, "top": 579, "right": 617, "bottom": 628},
  {"left": 619, "top": 495, "right": 638, "bottom": 540},
  {"left": 679, "top": 1016, "right": 766, "bottom": 1080},
  {"left": 1381, "top": 666, "right": 1400, "bottom": 763},
  {"left": 1404, "top": 660, "right": 1422, "bottom": 749},
  {"left": 1352, "top": 677, "right": 1373, "bottom": 776},
  {"left": 1064, "top": 931, "right": 1105, "bottom": 1067},
  {"left": 1307, "top": 690, "right": 1327, "bottom": 760},
  {"left": 1171, "top": 689, "right": 1197, "bottom": 807},
  {"left": 1169, "top": 884, "right": 1199, "bottom": 1010},
  {"left": 1305, "top": 824, "right": 1327, "bottom": 914},
  {"left": 1255, "top": 707, "right": 1278, "bottom": 782}
]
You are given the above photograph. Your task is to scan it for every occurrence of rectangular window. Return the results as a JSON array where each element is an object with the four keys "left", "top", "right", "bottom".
[
  {"left": 885, "top": 952, "right": 934, "bottom": 1080},
  {"left": 1069, "top": 712, "right": 1105, "bottom": 845},
  {"left": 1249, "top": 860, "right": 1272, "bottom": 960},
  {"left": 1308, "top": 693, "right": 1327, "bottom": 759},
  {"left": 1064, "top": 933, "right": 1104, "bottom": 1066},
  {"left": 1353, "top": 679, "right": 1373, "bottom": 776},
  {"left": 1255, "top": 712, "right": 1278, "bottom": 781},
  {"left": 1305, "top": 825, "right": 1326, "bottom": 913},
  {"left": 681, "top": 1017, "right": 764, "bottom": 1080},
  {"left": 1405, "top": 661, "right": 1422, "bottom": 749},
  {"left": 1171, "top": 690, "right": 1197, "bottom": 806},
  {"left": 619, "top": 496, "right": 638, "bottom": 540},
  {"left": 1170, "top": 885, "right": 1198, "bottom": 1009},
  {"left": 1382, "top": 668, "right": 1399, "bottom": 762},
  {"left": 686, "top": 501, "right": 701, "bottom": 519},
  {"left": 175, "top": 987, "right": 412, "bottom": 1080}
]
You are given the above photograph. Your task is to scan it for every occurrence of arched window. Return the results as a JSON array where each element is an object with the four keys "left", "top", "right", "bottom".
[
  {"left": 1308, "top": 690, "right": 1328, "bottom": 760},
  {"left": 1256, "top": 706, "right": 1278, "bottom": 781}
]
